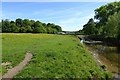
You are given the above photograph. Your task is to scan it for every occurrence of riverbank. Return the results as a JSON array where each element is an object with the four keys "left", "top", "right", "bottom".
[
  {"left": 77, "top": 35, "right": 120, "bottom": 78},
  {"left": 86, "top": 35, "right": 120, "bottom": 47},
  {"left": 85, "top": 44, "right": 120, "bottom": 78}
]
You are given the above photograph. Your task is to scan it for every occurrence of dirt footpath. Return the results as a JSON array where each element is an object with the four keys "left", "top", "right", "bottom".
[{"left": 2, "top": 52, "right": 32, "bottom": 79}]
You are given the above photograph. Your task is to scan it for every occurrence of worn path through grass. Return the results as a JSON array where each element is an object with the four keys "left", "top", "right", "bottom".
[{"left": 2, "top": 52, "right": 32, "bottom": 79}]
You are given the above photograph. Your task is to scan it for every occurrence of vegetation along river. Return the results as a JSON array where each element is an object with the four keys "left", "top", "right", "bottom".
[{"left": 78, "top": 35, "right": 120, "bottom": 78}]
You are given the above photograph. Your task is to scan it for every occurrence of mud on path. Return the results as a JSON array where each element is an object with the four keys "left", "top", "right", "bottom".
[{"left": 2, "top": 52, "right": 32, "bottom": 79}]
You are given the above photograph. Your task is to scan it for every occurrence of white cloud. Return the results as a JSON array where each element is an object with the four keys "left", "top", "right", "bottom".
[
  {"left": 31, "top": 6, "right": 82, "bottom": 24},
  {"left": 32, "top": 6, "right": 94, "bottom": 31},
  {"left": 56, "top": 13, "right": 94, "bottom": 31},
  {"left": 33, "top": 6, "right": 82, "bottom": 17}
]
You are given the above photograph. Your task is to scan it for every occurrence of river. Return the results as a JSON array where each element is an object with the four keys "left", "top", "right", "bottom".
[{"left": 78, "top": 35, "right": 120, "bottom": 79}]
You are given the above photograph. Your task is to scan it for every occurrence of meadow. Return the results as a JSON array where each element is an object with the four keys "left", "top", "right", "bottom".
[{"left": 2, "top": 33, "right": 111, "bottom": 78}]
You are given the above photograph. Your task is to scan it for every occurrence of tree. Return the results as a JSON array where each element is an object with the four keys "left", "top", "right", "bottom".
[
  {"left": 83, "top": 18, "right": 97, "bottom": 35},
  {"left": 10, "top": 21, "right": 15, "bottom": 24},
  {"left": 34, "top": 26, "right": 47, "bottom": 33},
  {"left": 23, "top": 19, "right": 30, "bottom": 27},
  {"left": 81, "top": 2, "right": 120, "bottom": 36},
  {"left": 47, "top": 27, "right": 52, "bottom": 34},
  {"left": 94, "top": 2, "right": 120, "bottom": 25},
  {"left": 40, "top": 26, "right": 47, "bottom": 33},
  {"left": 42, "top": 23, "right": 47, "bottom": 27},
  {"left": 55, "top": 25, "right": 62, "bottom": 32},
  {"left": 105, "top": 12, "right": 120, "bottom": 38},
  {"left": 10, "top": 23, "right": 19, "bottom": 32},
  {"left": 30, "top": 20, "right": 35, "bottom": 29},
  {"left": 93, "top": 1, "right": 120, "bottom": 35},
  {"left": 26, "top": 26, "right": 33, "bottom": 33},
  {"left": 20, "top": 27, "right": 27, "bottom": 33},
  {"left": 2, "top": 19, "right": 10, "bottom": 32},
  {"left": 33, "top": 27, "right": 41, "bottom": 33},
  {"left": 33, "top": 21, "right": 46, "bottom": 33},
  {"left": 46, "top": 23, "right": 62, "bottom": 33},
  {"left": 16, "top": 18, "right": 23, "bottom": 27}
]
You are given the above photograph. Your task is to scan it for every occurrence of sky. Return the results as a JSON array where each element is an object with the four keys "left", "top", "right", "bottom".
[
  {"left": 2, "top": 2, "right": 109, "bottom": 31},
  {"left": 2, "top": 0, "right": 119, "bottom": 2}
]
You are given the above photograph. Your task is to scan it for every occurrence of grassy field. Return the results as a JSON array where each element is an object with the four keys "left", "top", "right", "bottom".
[{"left": 2, "top": 33, "right": 112, "bottom": 78}]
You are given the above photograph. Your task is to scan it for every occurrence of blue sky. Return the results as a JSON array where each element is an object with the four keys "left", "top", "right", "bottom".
[{"left": 2, "top": 2, "right": 108, "bottom": 31}]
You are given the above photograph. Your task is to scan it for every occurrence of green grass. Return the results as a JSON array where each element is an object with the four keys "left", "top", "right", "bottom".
[{"left": 2, "top": 33, "right": 112, "bottom": 79}]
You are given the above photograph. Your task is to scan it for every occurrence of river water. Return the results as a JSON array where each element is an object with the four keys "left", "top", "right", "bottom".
[{"left": 80, "top": 38, "right": 120, "bottom": 78}]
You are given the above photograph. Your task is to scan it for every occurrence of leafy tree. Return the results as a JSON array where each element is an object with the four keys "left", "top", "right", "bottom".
[
  {"left": 2, "top": 19, "right": 10, "bottom": 32},
  {"left": 47, "top": 23, "right": 56, "bottom": 28},
  {"left": 52, "top": 29, "right": 58, "bottom": 34},
  {"left": 55, "top": 25, "right": 62, "bottom": 32},
  {"left": 94, "top": 1, "right": 120, "bottom": 25},
  {"left": 33, "top": 21, "right": 45, "bottom": 33},
  {"left": 10, "top": 23, "right": 19, "bottom": 32},
  {"left": 83, "top": 18, "right": 97, "bottom": 35},
  {"left": 47, "top": 27, "right": 53, "bottom": 34},
  {"left": 47, "top": 23, "right": 52, "bottom": 27},
  {"left": 30, "top": 20, "right": 35, "bottom": 29},
  {"left": 33, "top": 27, "right": 41, "bottom": 33},
  {"left": 35, "top": 26, "right": 47, "bottom": 33},
  {"left": 20, "top": 27, "right": 27, "bottom": 33},
  {"left": 40, "top": 26, "right": 47, "bottom": 33},
  {"left": 26, "top": 26, "right": 33, "bottom": 33},
  {"left": 105, "top": 12, "right": 120, "bottom": 38},
  {"left": 33, "top": 21, "right": 41, "bottom": 28},
  {"left": 16, "top": 18, "right": 23, "bottom": 27},
  {"left": 92, "top": 1, "right": 120, "bottom": 35},
  {"left": 46, "top": 23, "right": 62, "bottom": 33},
  {"left": 42, "top": 23, "right": 47, "bottom": 27},
  {"left": 10, "top": 21, "right": 15, "bottom": 24},
  {"left": 23, "top": 19, "right": 30, "bottom": 27},
  {"left": 81, "top": 1, "right": 120, "bottom": 37}
]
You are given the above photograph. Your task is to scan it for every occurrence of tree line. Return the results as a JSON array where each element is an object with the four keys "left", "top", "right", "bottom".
[
  {"left": 1, "top": 18, "right": 62, "bottom": 33},
  {"left": 81, "top": 1, "right": 120, "bottom": 41},
  {"left": 82, "top": 1, "right": 120, "bottom": 38}
]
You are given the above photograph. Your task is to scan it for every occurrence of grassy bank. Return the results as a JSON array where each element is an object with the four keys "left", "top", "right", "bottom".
[{"left": 2, "top": 33, "right": 112, "bottom": 78}]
